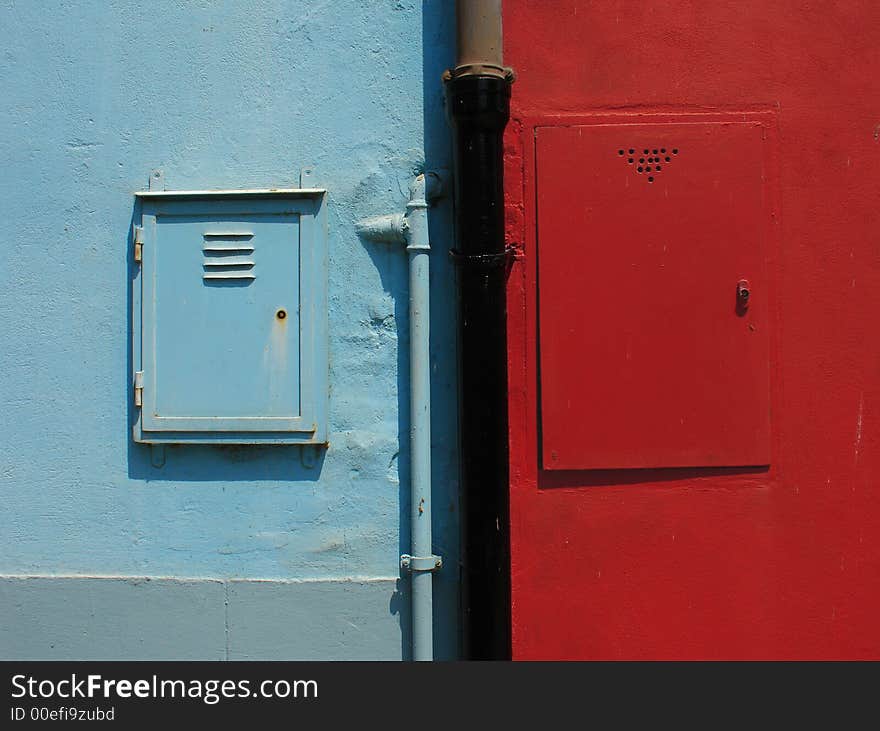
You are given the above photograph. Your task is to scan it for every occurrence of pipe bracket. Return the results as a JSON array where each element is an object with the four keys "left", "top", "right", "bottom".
[
  {"left": 400, "top": 554, "right": 443, "bottom": 573},
  {"left": 443, "top": 64, "right": 515, "bottom": 83}
]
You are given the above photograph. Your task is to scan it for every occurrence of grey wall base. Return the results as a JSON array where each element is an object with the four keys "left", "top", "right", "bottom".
[{"left": 0, "top": 576, "right": 404, "bottom": 660}]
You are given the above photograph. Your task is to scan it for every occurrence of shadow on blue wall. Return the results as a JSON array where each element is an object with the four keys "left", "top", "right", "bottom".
[
  {"left": 423, "top": 0, "right": 459, "bottom": 663},
  {"left": 360, "top": 235, "right": 412, "bottom": 660}
]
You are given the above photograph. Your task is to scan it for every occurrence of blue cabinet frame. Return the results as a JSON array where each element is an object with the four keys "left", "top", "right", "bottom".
[{"left": 132, "top": 189, "right": 328, "bottom": 445}]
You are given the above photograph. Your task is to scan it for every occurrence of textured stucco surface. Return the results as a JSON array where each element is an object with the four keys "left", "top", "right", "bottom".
[{"left": 0, "top": 0, "right": 457, "bottom": 658}]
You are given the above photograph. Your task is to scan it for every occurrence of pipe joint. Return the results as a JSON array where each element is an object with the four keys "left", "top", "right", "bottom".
[
  {"left": 408, "top": 170, "right": 449, "bottom": 206},
  {"left": 443, "top": 63, "right": 515, "bottom": 83},
  {"left": 355, "top": 212, "right": 407, "bottom": 245},
  {"left": 405, "top": 171, "right": 449, "bottom": 252},
  {"left": 445, "top": 75, "right": 511, "bottom": 131},
  {"left": 356, "top": 171, "right": 448, "bottom": 250}
]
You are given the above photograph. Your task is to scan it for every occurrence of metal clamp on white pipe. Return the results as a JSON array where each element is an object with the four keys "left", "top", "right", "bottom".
[{"left": 356, "top": 170, "right": 448, "bottom": 661}]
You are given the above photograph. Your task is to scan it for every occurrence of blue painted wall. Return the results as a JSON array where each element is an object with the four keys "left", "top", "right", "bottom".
[{"left": 0, "top": 0, "right": 458, "bottom": 659}]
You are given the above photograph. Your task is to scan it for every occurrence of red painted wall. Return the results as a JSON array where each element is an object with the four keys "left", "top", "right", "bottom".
[{"left": 504, "top": 0, "right": 880, "bottom": 659}]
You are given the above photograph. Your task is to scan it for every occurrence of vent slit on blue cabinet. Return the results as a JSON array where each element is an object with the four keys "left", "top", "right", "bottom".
[
  {"left": 203, "top": 259, "right": 256, "bottom": 268},
  {"left": 203, "top": 245, "right": 255, "bottom": 253},
  {"left": 203, "top": 231, "right": 256, "bottom": 283},
  {"left": 203, "top": 271, "right": 257, "bottom": 280}
]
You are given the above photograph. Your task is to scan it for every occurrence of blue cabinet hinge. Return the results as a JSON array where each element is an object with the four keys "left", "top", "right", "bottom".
[
  {"left": 133, "top": 224, "right": 143, "bottom": 263},
  {"left": 134, "top": 370, "right": 144, "bottom": 407}
]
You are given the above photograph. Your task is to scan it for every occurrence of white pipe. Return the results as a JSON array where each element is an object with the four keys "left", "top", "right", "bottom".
[
  {"left": 356, "top": 171, "right": 447, "bottom": 661},
  {"left": 406, "top": 174, "right": 434, "bottom": 662}
]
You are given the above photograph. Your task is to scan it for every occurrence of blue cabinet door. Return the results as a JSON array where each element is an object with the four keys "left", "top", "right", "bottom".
[{"left": 133, "top": 192, "right": 327, "bottom": 444}]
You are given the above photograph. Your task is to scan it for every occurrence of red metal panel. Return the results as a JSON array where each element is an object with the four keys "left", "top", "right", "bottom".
[
  {"left": 537, "top": 121, "right": 770, "bottom": 470},
  {"left": 504, "top": 0, "right": 880, "bottom": 659}
]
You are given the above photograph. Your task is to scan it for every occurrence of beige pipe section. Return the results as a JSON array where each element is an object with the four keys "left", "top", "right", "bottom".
[{"left": 453, "top": 0, "right": 507, "bottom": 78}]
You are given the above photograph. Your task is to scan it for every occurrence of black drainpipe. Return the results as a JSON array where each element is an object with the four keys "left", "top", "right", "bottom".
[{"left": 445, "top": 0, "right": 514, "bottom": 661}]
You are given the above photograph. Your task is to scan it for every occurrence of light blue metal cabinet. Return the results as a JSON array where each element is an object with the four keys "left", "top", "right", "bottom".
[{"left": 132, "top": 190, "right": 328, "bottom": 444}]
